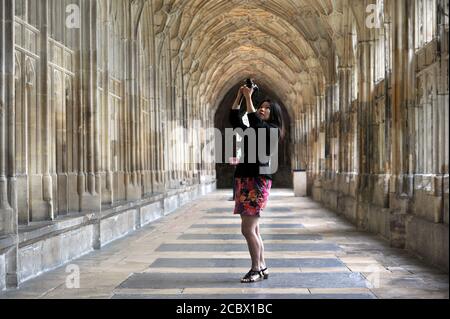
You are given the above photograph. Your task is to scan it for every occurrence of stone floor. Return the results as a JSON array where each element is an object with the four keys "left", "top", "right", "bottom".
[{"left": 0, "top": 189, "right": 448, "bottom": 299}]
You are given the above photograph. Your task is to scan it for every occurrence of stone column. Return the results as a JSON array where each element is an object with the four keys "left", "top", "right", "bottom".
[
  {"left": 36, "top": 0, "right": 54, "bottom": 221},
  {"left": 137, "top": 45, "right": 146, "bottom": 196},
  {"left": 125, "top": 3, "right": 141, "bottom": 200},
  {"left": 102, "top": 0, "right": 113, "bottom": 204},
  {"left": 338, "top": 65, "right": 351, "bottom": 174},
  {"left": 79, "top": 0, "right": 101, "bottom": 211},
  {"left": 136, "top": 6, "right": 147, "bottom": 197},
  {"left": 0, "top": 0, "right": 14, "bottom": 235},
  {"left": 324, "top": 80, "right": 338, "bottom": 176},
  {"left": 437, "top": 0, "right": 449, "bottom": 226},
  {"left": 153, "top": 37, "right": 162, "bottom": 190},
  {"left": 292, "top": 103, "right": 300, "bottom": 170},
  {"left": 0, "top": 0, "right": 19, "bottom": 288},
  {"left": 386, "top": 0, "right": 416, "bottom": 248},
  {"left": 390, "top": 0, "right": 415, "bottom": 195},
  {"left": 316, "top": 93, "right": 325, "bottom": 175},
  {"left": 357, "top": 39, "right": 374, "bottom": 191},
  {"left": 159, "top": 50, "right": 167, "bottom": 189},
  {"left": 156, "top": 34, "right": 162, "bottom": 188},
  {"left": 150, "top": 59, "right": 159, "bottom": 192}
]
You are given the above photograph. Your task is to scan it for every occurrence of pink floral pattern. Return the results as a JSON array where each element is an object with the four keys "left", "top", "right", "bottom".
[{"left": 234, "top": 177, "right": 272, "bottom": 217}]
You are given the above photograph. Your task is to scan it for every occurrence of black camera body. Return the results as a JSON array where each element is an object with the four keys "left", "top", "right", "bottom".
[
  {"left": 244, "top": 78, "right": 259, "bottom": 93},
  {"left": 239, "top": 78, "right": 259, "bottom": 106}
]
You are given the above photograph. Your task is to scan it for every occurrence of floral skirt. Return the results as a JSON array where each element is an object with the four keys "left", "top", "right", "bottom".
[{"left": 233, "top": 177, "right": 272, "bottom": 217}]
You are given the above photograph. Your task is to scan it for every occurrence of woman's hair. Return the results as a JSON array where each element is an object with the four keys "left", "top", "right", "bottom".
[{"left": 261, "top": 99, "right": 286, "bottom": 141}]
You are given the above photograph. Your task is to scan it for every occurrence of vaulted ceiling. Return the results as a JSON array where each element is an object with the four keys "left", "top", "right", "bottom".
[{"left": 150, "top": 0, "right": 362, "bottom": 118}]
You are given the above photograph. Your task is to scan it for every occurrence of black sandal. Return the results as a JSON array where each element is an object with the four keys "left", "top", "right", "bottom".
[
  {"left": 240, "top": 269, "right": 264, "bottom": 283},
  {"left": 261, "top": 267, "right": 269, "bottom": 280}
]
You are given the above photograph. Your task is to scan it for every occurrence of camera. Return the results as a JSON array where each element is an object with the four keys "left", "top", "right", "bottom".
[
  {"left": 239, "top": 78, "right": 259, "bottom": 105},
  {"left": 244, "top": 78, "right": 259, "bottom": 93}
]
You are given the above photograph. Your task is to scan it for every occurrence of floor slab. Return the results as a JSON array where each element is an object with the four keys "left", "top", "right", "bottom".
[{"left": 0, "top": 189, "right": 447, "bottom": 299}]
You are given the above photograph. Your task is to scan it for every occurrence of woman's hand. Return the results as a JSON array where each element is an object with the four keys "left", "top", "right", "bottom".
[
  {"left": 237, "top": 86, "right": 244, "bottom": 98},
  {"left": 242, "top": 86, "right": 254, "bottom": 99},
  {"left": 232, "top": 86, "right": 245, "bottom": 110}
]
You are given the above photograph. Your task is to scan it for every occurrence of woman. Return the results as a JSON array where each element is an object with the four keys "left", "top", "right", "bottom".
[{"left": 229, "top": 84, "right": 285, "bottom": 283}]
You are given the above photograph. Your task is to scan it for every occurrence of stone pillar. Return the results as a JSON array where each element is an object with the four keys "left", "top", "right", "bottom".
[
  {"left": 338, "top": 65, "right": 351, "bottom": 174},
  {"left": 0, "top": 0, "right": 19, "bottom": 288},
  {"left": 147, "top": 3, "right": 158, "bottom": 193},
  {"left": 316, "top": 93, "right": 325, "bottom": 175},
  {"left": 292, "top": 103, "right": 301, "bottom": 170},
  {"left": 324, "top": 79, "right": 339, "bottom": 177},
  {"left": 356, "top": 35, "right": 375, "bottom": 227},
  {"left": 387, "top": 0, "right": 416, "bottom": 248},
  {"left": 156, "top": 34, "right": 163, "bottom": 189},
  {"left": 101, "top": 0, "right": 113, "bottom": 204},
  {"left": 357, "top": 39, "right": 374, "bottom": 192},
  {"left": 125, "top": 3, "right": 141, "bottom": 200},
  {"left": 79, "top": 0, "right": 101, "bottom": 211},
  {"left": 33, "top": 0, "right": 54, "bottom": 221},
  {"left": 0, "top": 0, "right": 14, "bottom": 235},
  {"left": 161, "top": 42, "right": 169, "bottom": 189},
  {"left": 150, "top": 61, "right": 159, "bottom": 192},
  {"left": 152, "top": 34, "right": 163, "bottom": 191},
  {"left": 437, "top": 0, "right": 449, "bottom": 227},
  {"left": 390, "top": 0, "right": 415, "bottom": 195}
]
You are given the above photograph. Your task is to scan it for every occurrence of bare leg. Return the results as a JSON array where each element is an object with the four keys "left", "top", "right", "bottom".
[
  {"left": 255, "top": 223, "right": 266, "bottom": 270},
  {"left": 241, "top": 215, "right": 261, "bottom": 271}
]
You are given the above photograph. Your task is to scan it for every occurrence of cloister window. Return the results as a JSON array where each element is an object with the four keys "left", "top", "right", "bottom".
[
  {"left": 415, "top": 0, "right": 437, "bottom": 49},
  {"left": 14, "top": 0, "right": 40, "bottom": 28},
  {"left": 48, "top": 0, "right": 81, "bottom": 49}
]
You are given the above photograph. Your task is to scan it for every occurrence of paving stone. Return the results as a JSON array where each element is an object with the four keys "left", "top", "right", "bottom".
[
  {"left": 190, "top": 224, "right": 305, "bottom": 229},
  {"left": 264, "top": 207, "right": 294, "bottom": 212},
  {"left": 206, "top": 208, "right": 232, "bottom": 213},
  {"left": 149, "top": 258, "right": 345, "bottom": 268},
  {"left": 203, "top": 215, "right": 300, "bottom": 219},
  {"left": 372, "top": 287, "right": 450, "bottom": 299},
  {"left": 178, "top": 234, "right": 323, "bottom": 240},
  {"left": 1, "top": 190, "right": 448, "bottom": 299},
  {"left": 155, "top": 243, "right": 341, "bottom": 252},
  {"left": 117, "top": 272, "right": 369, "bottom": 289}
]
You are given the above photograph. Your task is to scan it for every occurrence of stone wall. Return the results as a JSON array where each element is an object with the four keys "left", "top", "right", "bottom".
[
  {"left": 303, "top": 1, "right": 449, "bottom": 272},
  {"left": 0, "top": 0, "right": 217, "bottom": 289},
  {"left": 0, "top": 181, "right": 216, "bottom": 289}
]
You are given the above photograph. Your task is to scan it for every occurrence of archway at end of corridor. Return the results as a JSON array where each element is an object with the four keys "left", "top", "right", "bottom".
[{"left": 214, "top": 81, "right": 292, "bottom": 190}]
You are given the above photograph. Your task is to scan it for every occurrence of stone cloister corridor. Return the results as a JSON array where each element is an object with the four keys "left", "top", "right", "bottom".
[{"left": 0, "top": 0, "right": 449, "bottom": 299}]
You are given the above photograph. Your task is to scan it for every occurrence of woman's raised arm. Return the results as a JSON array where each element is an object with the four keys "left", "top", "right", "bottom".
[{"left": 229, "top": 86, "right": 248, "bottom": 130}]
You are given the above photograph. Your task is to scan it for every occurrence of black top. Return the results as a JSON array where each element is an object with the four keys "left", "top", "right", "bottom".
[{"left": 229, "top": 109, "right": 280, "bottom": 180}]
